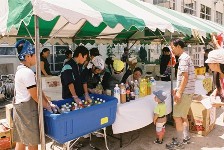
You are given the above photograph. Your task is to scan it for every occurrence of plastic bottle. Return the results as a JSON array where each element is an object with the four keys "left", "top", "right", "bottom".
[
  {"left": 120, "top": 83, "right": 126, "bottom": 103},
  {"left": 139, "top": 79, "right": 144, "bottom": 97},
  {"left": 114, "top": 84, "right": 121, "bottom": 104},
  {"left": 96, "top": 82, "right": 103, "bottom": 94},
  {"left": 150, "top": 77, "right": 156, "bottom": 92},
  {"left": 147, "top": 78, "right": 151, "bottom": 95},
  {"left": 130, "top": 81, "right": 135, "bottom": 100},
  {"left": 134, "top": 81, "right": 140, "bottom": 99},
  {"left": 134, "top": 80, "right": 139, "bottom": 88},
  {"left": 125, "top": 83, "right": 131, "bottom": 102}
]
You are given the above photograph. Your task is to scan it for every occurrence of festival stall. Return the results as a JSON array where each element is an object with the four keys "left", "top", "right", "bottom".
[{"left": 1, "top": 0, "right": 224, "bottom": 150}]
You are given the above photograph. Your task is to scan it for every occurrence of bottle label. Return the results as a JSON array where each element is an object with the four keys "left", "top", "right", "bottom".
[
  {"left": 121, "top": 89, "right": 126, "bottom": 94},
  {"left": 130, "top": 92, "right": 135, "bottom": 96}
]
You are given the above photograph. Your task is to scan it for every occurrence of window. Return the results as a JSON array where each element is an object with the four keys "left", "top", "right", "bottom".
[
  {"left": 42, "top": 45, "right": 70, "bottom": 73},
  {"left": 0, "top": 46, "right": 16, "bottom": 56},
  {"left": 181, "top": 0, "right": 196, "bottom": 16},
  {"left": 153, "top": 0, "right": 175, "bottom": 10},
  {"left": 216, "top": 11, "right": 223, "bottom": 25},
  {"left": 200, "top": 4, "right": 211, "bottom": 20}
]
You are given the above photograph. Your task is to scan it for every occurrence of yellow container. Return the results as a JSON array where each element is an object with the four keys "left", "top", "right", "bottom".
[
  {"left": 194, "top": 68, "right": 198, "bottom": 76},
  {"left": 197, "top": 67, "right": 206, "bottom": 75}
]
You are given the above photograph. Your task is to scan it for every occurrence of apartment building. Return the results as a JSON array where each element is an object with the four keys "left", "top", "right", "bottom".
[{"left": 142, "top": 0, "right": 224, "bottom": 25}]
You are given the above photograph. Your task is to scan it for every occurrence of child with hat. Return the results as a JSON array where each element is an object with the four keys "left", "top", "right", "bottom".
[{"left": 153, "top": 90, "right": 167, "bottom": 144}]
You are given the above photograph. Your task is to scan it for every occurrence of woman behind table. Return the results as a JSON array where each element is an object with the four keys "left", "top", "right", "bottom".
[
  {"left": 126, "top": 67, "right": 142, "bottom": 84},
  {"left": 40, "top": 48, "right": 52, "bottom": 76},
  {"left": 13, "top": 39, "right": 57, "bottom": 150},
  {"left": 63, "top": 49, "right": 72, "bottom": 66},
  {"left": 86, "top": 48, "right": 101, "bottom": 69}
]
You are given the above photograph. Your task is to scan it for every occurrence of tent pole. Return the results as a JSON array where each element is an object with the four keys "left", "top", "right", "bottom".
[
  {"left": 23, "top": 22, "right": 35, "bottom": 44},
  {"left": 167, "top": 32, "right": 174, "bottom": 126},
  {"left": 43, "top": 22, "right": 69, "bottom": 45},
  {"left": 34, "top": 15, "right": 46, "bottom": 150}
]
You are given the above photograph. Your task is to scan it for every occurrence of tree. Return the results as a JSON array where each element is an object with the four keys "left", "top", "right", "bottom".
[{"left": 139, "top": 46, "right": 147, "bottom": 62}]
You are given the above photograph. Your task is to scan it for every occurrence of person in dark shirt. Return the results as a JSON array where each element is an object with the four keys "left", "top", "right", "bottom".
[
  {"left": 160, "top": 47, "right": 171, "bottom": 81},
  {"left": 82, "top": 56, "right": 105, "bottom": 94},
  {"left": 40, "top": 48, "right": 52, "bottom": 76},
  {"left": 63, "top": 49, "right": 72, "bottom": 66},
  {"left": 102, "top": 58, "right": 125, "bottom": 92},
  {"left": 121, "top": 47, "right": 130, "bottom": 71},
  {"left": 60, "top": 46, "right": 89, "bottom": 104}
]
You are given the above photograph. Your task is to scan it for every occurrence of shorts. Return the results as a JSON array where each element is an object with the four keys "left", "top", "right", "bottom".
[
  {"left": 173, "top": 93, "right": 193, "bottom": 118},
  {"left": 156, "top": 122, "right": 166, "bottom": 136},
  {"left": 13, "top": 98, "right": 40, "bottom": 145}
]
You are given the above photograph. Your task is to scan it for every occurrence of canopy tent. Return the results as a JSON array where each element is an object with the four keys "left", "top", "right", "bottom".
[{"left": 1, "top": 0, "right": 224, "bottom": 45}]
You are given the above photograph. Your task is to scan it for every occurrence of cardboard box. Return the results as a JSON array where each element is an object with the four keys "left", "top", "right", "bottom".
[
  {"left": 192, "top": 94, "right": 203, "bottom": 101},
  {"left": 42, "top": 76, "right": 61, "bottom": 89},
  {"left": 5, "top": 104, "right": 13, "bottom": 128},
  {"left": 188, "top": 100, "right": 216, "bottom": 136},
  {"left": 10, "top": 129, "right": 16, "bottom": 149},
  {"left": 0, "top": 124, "right": 11, "bottom": 150}
]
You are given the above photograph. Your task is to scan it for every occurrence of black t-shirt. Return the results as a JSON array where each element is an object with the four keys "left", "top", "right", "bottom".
[
  {"left": 60, "top": 59, "right": 85, "bottom": 99},
  {"left": 160, "top": 55, "right": 170, "bottom": 75},
  {"left": 40, "top": 56, "right": 52, "bottom": 75},
  {"left": 82, "top": 68, "right": 100, "bottom": 89}
]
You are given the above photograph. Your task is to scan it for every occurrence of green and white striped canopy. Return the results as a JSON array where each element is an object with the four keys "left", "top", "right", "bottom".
[{"left": 1, "top": 0, "right": 224, "bottom": 44}]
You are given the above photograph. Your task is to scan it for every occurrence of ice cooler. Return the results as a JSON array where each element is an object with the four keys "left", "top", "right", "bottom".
[{"left": 44, "top": 94, "right": 117, "bottom": 144}]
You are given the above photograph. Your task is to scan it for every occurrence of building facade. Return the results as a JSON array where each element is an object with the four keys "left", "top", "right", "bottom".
[{"left": 142, "top": 0, "right": 224, "bottom": 25}]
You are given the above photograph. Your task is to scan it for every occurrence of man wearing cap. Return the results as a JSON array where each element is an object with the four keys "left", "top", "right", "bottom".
[
  {"left": 166, "top": 39, "right": 195, "bottom": 149},
  {"left": 102, "top": 59, "right": 125, "bottom": 93},
  {"left": 61, "top": 46, "right": 90, "bottom": 104},
  {"left": 82, "top": 56, "right": 105, "bottom": 94},
  {"left": 13, "top": 39, "right": 57, "bottom": 150}
]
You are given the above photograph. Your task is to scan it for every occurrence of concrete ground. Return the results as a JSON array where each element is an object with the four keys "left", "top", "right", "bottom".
[{"left": 1, "top": 101, "right": 224, "bottom": 150}]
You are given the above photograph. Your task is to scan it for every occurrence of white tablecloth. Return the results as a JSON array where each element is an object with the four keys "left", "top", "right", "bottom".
[{"left": 112, "top": 81, "right": 172, "bottom": 134}]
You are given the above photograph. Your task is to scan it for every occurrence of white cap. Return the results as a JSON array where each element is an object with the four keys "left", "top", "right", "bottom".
[
  {"left": 205, "top": 49, "right": 224, "bottom": 64},
  {"left": 92, "top": 56, "right": 105, "bottom": 70}
]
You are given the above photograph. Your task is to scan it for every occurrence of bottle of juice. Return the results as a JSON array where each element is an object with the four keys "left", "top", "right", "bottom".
[
  {"left": 147, "top": 78, "right": 152, "bottom": 95},
  {"left": 120, "top": 83, "right": 126, "bottom": 103},
  {"left": 126, "top": 83, "right": 130, "bottom": 102},
  {"left": 139, "top": 79, "right": 144, "bottom": 97}
]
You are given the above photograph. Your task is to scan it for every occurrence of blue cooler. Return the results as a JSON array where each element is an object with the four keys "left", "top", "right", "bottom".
[{"left": 44, "top": 94, "right": 117, "bottom": 144}]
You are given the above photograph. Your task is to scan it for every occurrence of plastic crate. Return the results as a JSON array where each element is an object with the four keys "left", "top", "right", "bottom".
[{"left": 44, "top": 94, "right": 117, "bottom": 144}]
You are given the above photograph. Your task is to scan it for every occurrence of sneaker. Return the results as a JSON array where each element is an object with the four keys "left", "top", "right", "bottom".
[
  {"left": 154, "top": 139, "right": 163, "bottom": 144},
  {"left": 183, "top": 136, "right": 191, "bottom": 144},
  {"left": 166, "top": 140, "right": 184, "bottom": 150}
]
